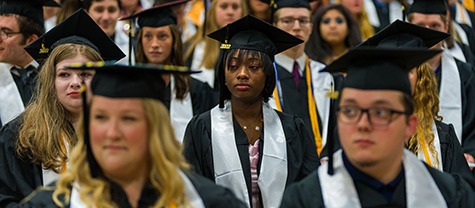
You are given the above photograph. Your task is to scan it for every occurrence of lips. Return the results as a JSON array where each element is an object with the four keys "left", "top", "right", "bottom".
[
  {"left": 235, "top": 83, "right": 250, "bottom": 90},
  {"left": 67, "top": 92, "right": 80, "bottom": 97},
  {"left": 104, "top": 145, "right": 127, "bottom": 151},
  {"left": 354, "top": 139, "right": 375, "bottom": 148}
]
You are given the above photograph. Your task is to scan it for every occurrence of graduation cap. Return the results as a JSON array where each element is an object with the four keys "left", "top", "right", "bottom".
[
  {"left": 408, "top": 0, "right": 448, "bottom": 15},
  {"left": 120, "top": 0, "right": 191, "bottom": 28},
  {"left": 24, "top": 9, "right": 125, "bottom": 63},
  {"left": 359, "top": 20, "right": 450, "bottom": 49},
  {"left": 68, "top": 61, "right": 196, "bottom": 101},
  {"left": 66, "top": 61, "right": 197, "bottom": 177},
  {"left": 0, "top": 0, "right": 60, "bottom": 27},
  {"left": 207, "top": 14, "right": 303, "bottom": 61},
  {"left": 321, "top": 47, "right": 441, "bottom": 175}
]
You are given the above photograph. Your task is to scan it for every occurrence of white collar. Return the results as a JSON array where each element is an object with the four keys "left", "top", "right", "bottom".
[{"left": 275, "top": 53, "right": 306, "bottom": 74}]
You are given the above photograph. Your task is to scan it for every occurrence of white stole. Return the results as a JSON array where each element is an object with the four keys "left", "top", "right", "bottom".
[
  {"left": 0, "top": 63, "right": 24, "bottom": 126},
  {"left": 311, "top": 60, "right": 332, "bottom": 148},
  {"left": 319, "top": 149, "right": 447, "bottom": 208},
  {"left": 439, "top": 52, "right": 463, "bottom": 144},
  {"left": 211, "top": 101, "right": 287, "bottom": 208},
  {"left": 417, "top": 122, "right": 443, "bottom": 171},
  {"left": 455, "top": 2, "right": 472, "bottom": 27},
  {"left": 70, "top": 171, "right": 205, "bottom": 208},
  {"left": 169, "top": 76, "right": 194, "bottom": 143},
  {"left": 453, "top": 22, "right": 469, "bottom": 46},
  {"left": 364, "top": 0, "right": 402, "bottom": 28}
]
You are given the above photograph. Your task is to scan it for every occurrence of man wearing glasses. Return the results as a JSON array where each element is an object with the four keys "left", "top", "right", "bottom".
[
  {"left": 0, "top": 0, "right": 59, "bottom": 128},
  {"left": 271, "top": 0, "right": 337, "bottom": 159},
  {"left": 280, "top": 47, "right": 475, "bottom": 207}
]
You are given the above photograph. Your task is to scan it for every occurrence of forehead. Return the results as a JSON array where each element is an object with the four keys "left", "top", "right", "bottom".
[
  {"left": 90, "top": 0, "right": 120, "bottom": 7},
  {"left": 91, "top": 95, "right": 144, "bottom": 108},
  {"left": 142, "top": 25, "right": 171, "bottom": 33},
  {"left": 276, "top": 7, "right": 311, "bottom": 18},
  {"left": 410, "top": 13, "right": 445, "bottom": 24},
  {"left": 339, "top": 88, "right": 404, "bottom": 107},
  {"left": 323, "top": 9, "right": 344, "bottom": 17},
  {"left": 0, "top": 15, "right": 20, "bottom": 30}
]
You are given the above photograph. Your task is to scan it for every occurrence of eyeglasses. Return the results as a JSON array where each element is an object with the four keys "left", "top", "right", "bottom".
[
  {"left": 337, "top": 105, "right": 408, "bottom": 128},
  {"left": 0, "top": 29, "right": 22, "bottom": 39},
  {"left": 277, "top": 17, "right": 312, "bottom": 28}
]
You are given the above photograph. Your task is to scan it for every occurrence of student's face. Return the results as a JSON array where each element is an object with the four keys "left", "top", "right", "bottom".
[
  {"left": 274, "top": 8, "right": 313, "bottom": 44},
  {"left": 0, "top": 15, "right": 33, "bottom": 66},
  {"left": 215, "top": 0, "right": 243, "bottom": 28},
  {"left": 90, "top": 96, "right": 150, "bottom": 180},
  {"left": 87, "top": 0, "right": 120, "bottom": 37},
  {"left": 337, "top": 88, "right": 417, "bottom": 168},
  {"left": 225, "top": 51, "right": 266, "bottom": 103},
  {"left": 319, "top": 9, "right": 348, "bottom": 46},
  {"left": 248, "top": 0, "right": 269, "bottom": 13},
  {"left": 55, "top": 55, "right": 95, "bottom": 116},
  {"left": 410, "top": 13, "right": 449, "bottom": 33},
  {"left": 339, "top": 0, "right": 363, "bottom": 15},
  {"left": 141, "top": 26, "right": 173, "bottom": 65}
]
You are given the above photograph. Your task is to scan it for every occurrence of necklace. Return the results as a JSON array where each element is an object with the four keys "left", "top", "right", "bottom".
[{"left": 243, "top": 125, "right": 261, "bottom": 132}]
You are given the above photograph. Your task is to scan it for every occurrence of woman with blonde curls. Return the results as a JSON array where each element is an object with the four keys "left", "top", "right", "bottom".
[
  {"left": 184, "top": 0, "right": 248, "bottom": 89},
  {"left": 407, "top": 63, "right": 475, "bottom": 185},
  {"left": 0, "top": 9, "right": 124, "bottom": 206},
  {"left": 22, "top": 63, "right": 244, "bottom": 208}
]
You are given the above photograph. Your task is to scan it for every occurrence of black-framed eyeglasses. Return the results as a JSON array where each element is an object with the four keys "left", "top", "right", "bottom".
[
  {"left": 337, "top": 105, "right": 408, "bottom": 128},
  {"left": 277, "top": 17, "right": 312, "bottom": 28},
  {"left": 0, "top": 29, "right": 22, "bottom": 39}
]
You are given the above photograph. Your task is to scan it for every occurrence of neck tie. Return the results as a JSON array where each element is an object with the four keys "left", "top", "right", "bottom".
[
  {"left": 292, "top": 61, "right": 301, "bottom": 87},
  {"left": 12, "top": 65, "right": 35, "bottom": 85}
]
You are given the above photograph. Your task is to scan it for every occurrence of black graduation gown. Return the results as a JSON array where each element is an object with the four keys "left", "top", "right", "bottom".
[
  {"left": 370, "top": 0, "right": 391, "bottom": 33},
  {"left": 436, "top": 120, "right": 475, "bottom": 188},
  {"left": 458, "top": 23, "right": 475, "bottom": 60},
  {"left": 0, "top": 116, "right": 43, "bottom": 207},
  {"left": 162, "top": 77, "right": 217, "bottom": 116},
  {"left": 456, "top": 41, "right": 475, "bottom": 66},
  {"left": 436, "top": 59, "right": 475, "bottom": 158},
  {"left": 182, "top": 110, "right": 320, "bottom": 206},
  {"left": 275, "top": 63, "right": 332, "bottom": 142},
  {"left": 21, "top": 171, "right": 246, "bottom": 208},
  {"left": 280, "top": 164, "right": 475, "bottom": 208}
]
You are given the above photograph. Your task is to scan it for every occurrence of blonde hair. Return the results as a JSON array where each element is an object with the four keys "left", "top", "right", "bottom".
[
  {"left": 16, "top": 44, "right": 102, "bottom": 172},
  {"left": 53, "top": 99, "right": 191, "bottom": 207},
  {"left": 408, "top": 62, "right": 441, "bottom": 168},
  {"left": 358, "top": 8, "right": 374, "bottom": 41},
  {"left": 184, "top": 0, "right": 248, "bottom": 69}
]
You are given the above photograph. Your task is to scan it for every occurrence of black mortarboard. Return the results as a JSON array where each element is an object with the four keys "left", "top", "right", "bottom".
[
  {"left": 359, "top": 20, "right": 450, "bottom": 49},
  {"left": 0, "top": 0, "right": 60, "bottom": 27},
  {"left": 408, "top": 0, "right": 448, "bottom": 15},
  {"left": 322, "top": 48, "right": 441, "bottom": 95},
  {"left": 120, "top": 0, "right": 191, "bottom": 28},
  {"left": 207, "top": 14, "right": 303, "bottom": 61},
  {"left": 24, "top": 9, "right": 125, "bottom": 63},
  {"left": 67, "top": 61, "right": 197, "bottom": 178},
  {"left": 67, "top": 61, "right": 197, "bottom": 101}
]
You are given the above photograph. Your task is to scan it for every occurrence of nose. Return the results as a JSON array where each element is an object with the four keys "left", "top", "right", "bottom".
[
  {"left": 356, "top": 111, "right": 372, "bottom": 130},
  {"left": 70, "top": 74, "right": 82, "bottom": 89},
  {"left": 105, "top": 119, "right": 121, "bottom": 140},
  {"left": 151, "top": 37, "right": 160, "bottom": 48},
  {"left": 292, "top": 20, "right": 302, "bottom": 30},
  {"left": 236, "top": 66, "right": 249, "bottom": 80}
]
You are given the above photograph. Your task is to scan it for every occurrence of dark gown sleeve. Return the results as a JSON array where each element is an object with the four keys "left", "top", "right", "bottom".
[
  {"left": 190, "top": 78, "right": 218, "bottom": 115},
  {"left": 182, "top": 111, "right": 215, "bottom": 180},
  {"left": 185, "top": 171, "right": 246, "bottom": 208},
  {"left": 427, "top": 164, "right": 475, "bottom": 207},
  {"left": 437, "top": 121, "right": 475, "bottom": 189},
  {"left": 280, "top": 170, "right": 324, "bottom": 208},
  {"left": 456, "top": 61, "right": 475, "bottom": 158},
  {"left": 276, "top": 112, "right": 319, "bottom": 184},
  {"left": 19, "top": 186, "right": 63, "bottom": 208},
  {"left": 0, "top": 116, "right": 43, "bottom": 207}
]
